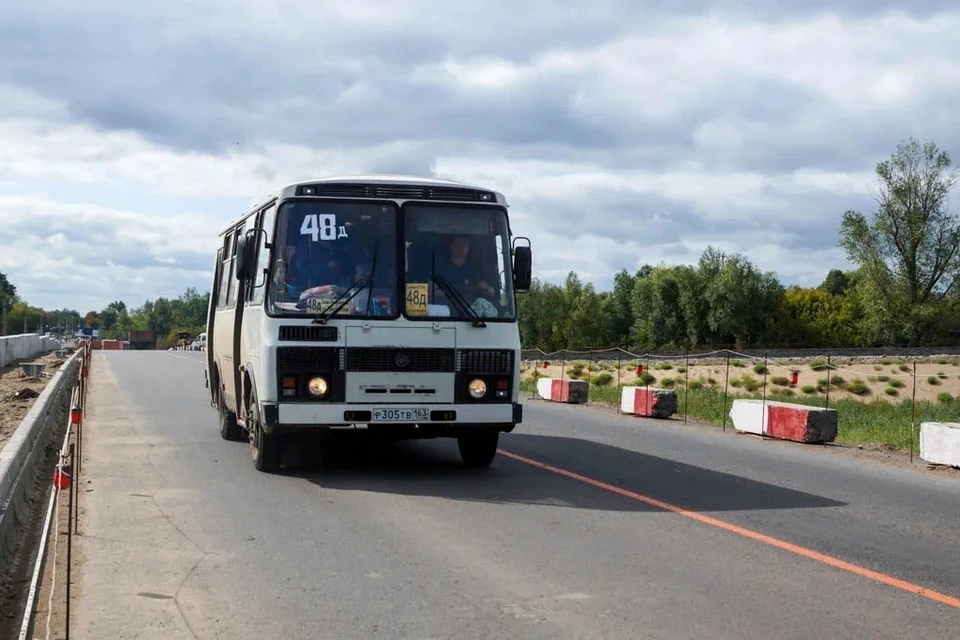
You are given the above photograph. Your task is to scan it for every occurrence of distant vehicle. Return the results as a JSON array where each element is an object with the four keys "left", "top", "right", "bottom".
[
  {"left": 190, "top": 333, "right": 207, "bottom": 351},
  {"left": 127, "top": 330, "right": 155, "bottom": 350},
  {"left": 205, "top": 174, "right": 532, "bottom": 472}
]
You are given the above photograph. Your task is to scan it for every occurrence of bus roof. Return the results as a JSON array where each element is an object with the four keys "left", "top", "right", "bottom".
[{"left": 220, "top": 174, "right": 509, "bottom": 236}]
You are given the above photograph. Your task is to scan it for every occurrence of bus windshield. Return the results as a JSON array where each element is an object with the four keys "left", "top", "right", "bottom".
[
  {"left": 268, "top": 201, "right": 398, "bottom": 317},
  {"left": 404, "top": 204, "right": 517, "bottom": 321}
]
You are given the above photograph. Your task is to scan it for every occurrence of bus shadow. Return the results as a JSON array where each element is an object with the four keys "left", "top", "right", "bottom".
[{"left": 290, "top": 432, "right": 846, "bottom": 514}]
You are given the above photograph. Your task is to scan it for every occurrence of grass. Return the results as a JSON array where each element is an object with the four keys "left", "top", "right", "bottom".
[{"left": 520, "top": 377, "right": 959, "bottom": 452}]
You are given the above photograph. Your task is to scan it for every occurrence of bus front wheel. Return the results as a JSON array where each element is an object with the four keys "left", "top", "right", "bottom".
[
  {"left": 248, "top": 389, "right": 284, "bottom": 472},
  {"left": 457, "top": 428, "right": 499, "bottom": 468}
]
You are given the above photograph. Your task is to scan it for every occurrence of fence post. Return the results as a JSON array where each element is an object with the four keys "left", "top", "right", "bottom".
[
  {"left": 644, "top": 356, "right": 649, "bottom": 393},
  {"left": 616, "top": 351, "right": 622, "bottom": 413},
  {"left": 722, "top": 352, "right": 731, "bottom": 431},
  {"left": 760, "top": 352, "right": 769, "bottom": 437},
  {"left": 683, "top": 348, "right": 690, "bottom": 423},
  {"left": 585, "top": 350, "right": 592, "bottom": 405},
  {"left": 825, "top": 355, "right": 832, "bottom": 413},
  {"left": 910, "top": 361, "right": 917, "bottom": 463}
]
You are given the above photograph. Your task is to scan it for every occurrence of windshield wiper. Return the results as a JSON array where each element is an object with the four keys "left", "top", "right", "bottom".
[
  {"left": 430, "top": 271, "right": 487, "bottom": 328},
  {"left": 311, "top": 241, "right": 380, "bottom": 324}
]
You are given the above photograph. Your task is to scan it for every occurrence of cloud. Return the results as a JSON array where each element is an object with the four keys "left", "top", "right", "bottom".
[{"left": 1, "top": 2, "right": 960, "bottom": 312}]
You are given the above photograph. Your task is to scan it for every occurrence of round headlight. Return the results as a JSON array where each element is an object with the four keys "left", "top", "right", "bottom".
[
  {"left": 468, "top": 378, "right": 487, "bottom": 399},
  {"left": 307, "top": 376, "right": 329, "bottom": 397}
]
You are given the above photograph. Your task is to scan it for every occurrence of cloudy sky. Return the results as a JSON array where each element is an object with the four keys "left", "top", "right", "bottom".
[{"left": 1, "top": 1, "right": 959, "bottom": 313}]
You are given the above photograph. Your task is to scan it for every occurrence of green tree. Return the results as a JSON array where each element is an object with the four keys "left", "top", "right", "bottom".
[{"left": 839, "top": 137, "right": 960, "bottom": 345}]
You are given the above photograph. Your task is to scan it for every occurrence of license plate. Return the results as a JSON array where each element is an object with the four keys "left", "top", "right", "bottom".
[{"left": 371, "top": 407, "right": 430, "bottom": 422}]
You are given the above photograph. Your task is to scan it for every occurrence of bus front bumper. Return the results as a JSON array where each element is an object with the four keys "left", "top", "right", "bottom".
[{"left": 261, "top": 402, "right": 523, "bottom": 434}]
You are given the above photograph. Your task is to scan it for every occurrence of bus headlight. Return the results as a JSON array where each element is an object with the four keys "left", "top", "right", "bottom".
[
  {"left": 307, "top": 376, "right": 329, "bottom": 398},
  {"left": 468, "top": 378, "right": 487, "bottom": 399}
]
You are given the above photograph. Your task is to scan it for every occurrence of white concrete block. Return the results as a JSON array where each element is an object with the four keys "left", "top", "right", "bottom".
[
  {"left": 920, "top": 422, "right": 960, "bottom": 468},
  {"left": 536, "top": 377, "right": 554, "bottom": 400},
  {"left": 729, "top": 399, "right": 766, "bottom": 435}
]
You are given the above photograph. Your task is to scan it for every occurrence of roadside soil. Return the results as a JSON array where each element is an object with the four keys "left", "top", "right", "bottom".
[
  {"left": 24, "top": 431, "right": 79, "bottom": 640},
  {"left": 0, "top": 352, "right": 67, "bottom": 454}
]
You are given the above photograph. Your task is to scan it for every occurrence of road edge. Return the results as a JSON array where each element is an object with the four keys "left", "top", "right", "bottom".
[{"left": 0, "top": 348, "right": 82, "bottom": 622}]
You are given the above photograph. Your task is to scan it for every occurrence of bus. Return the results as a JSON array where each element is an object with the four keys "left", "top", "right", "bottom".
[{"left": 205, "top": 174, "right": 533, "bottom": 473}]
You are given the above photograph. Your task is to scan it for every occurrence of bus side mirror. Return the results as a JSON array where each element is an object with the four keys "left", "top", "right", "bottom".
[
  {"left": 513, "top": 245, "right": 532, "bottom": 291},
  {"left": 235, "top": 230, "right": 260, "bottom": 281}
]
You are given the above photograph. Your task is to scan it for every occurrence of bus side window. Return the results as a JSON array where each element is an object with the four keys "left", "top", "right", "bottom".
[
  {"left": 217, "top": 232, "right": 234, "bottom": 309},
  {"left": 250, "top": 205, "right": 277, "bottom": 305}
]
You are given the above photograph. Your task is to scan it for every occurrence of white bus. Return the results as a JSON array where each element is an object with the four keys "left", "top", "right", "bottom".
[{"left": 205, "top": 175, "right": 533, "bottom": 472}]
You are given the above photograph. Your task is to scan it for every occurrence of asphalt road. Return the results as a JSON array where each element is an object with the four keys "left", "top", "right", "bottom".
[{"left": 71, "top": 351, "right": 960, "bottom": 639}]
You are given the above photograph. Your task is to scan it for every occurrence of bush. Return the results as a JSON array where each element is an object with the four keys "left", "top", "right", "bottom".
[
  {"left": 591, "top": 372, "right": 613, "bottom": 386},
  {"left": 884, "top": 387, "right": 898, "bottom": 396},
  {"left": 801, "top": 385, "right": 818, "bottom": 394},
  {"left": 937, "top": 392, "right": 953, "bottom": 404},
  {"left": 687, "top": 380, "right": 704, "bottom": 390},
  {"left": 740, "top": 375, "right": 763, "bottom": 392},
  {"left": 771, "top": 376, "right": 790, "bottom": 387},
  {"left": 731, "top": 360, "right": 746, "bottom": 368},
  {"left": 846, "top": 380, "right": 870, "bottom": 396},
  {"left": 638, "top": 372, "right": 656, "bottom": 385},
  {"left": 899, "top": 364, "right": 910, "bottom": 372},
  {"left": 888, "top": 379, "right": 905, "bottom": 389},
  {"left": 753, "top": 363, "right": 768, "bottom": 374},
  {"left": 927, "top": 376, "right": 940, "bottom": 385},
  {"left": 829, "top": 375, "right": 845, "bottom": 386},
  {"left": 676, "top": 366, "right": 687, "bottom": 374}
]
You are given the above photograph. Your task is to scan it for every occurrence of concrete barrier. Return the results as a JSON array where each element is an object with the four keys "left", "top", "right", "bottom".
[
  {"left": 536, "top": 377, "right": 588, "bottom": 404},
  {"left": 0, "top": 334, "right": 58, "bottom": 368},
  {"left": 729, "top": 399, "right": 837, "bottom": 444},
  {"left": 620, "top": 386, "right": 678, "bottom": 418},
  {"left": 920, "top": 422, "right": 960, "bottom": 468},
  {"left": 0, "top": 349, "right": 82, "bottom": 589}
]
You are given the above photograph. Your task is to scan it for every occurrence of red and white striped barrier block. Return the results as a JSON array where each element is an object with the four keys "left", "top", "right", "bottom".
[
  {"left": 536, "top": 377, "right": 588, "bottom": 404},
  {"left": 920, "top": 422, "right": 960, "bottom": 468},
  {"left": 620, "top": 386, "right": 678, "bottom": 419},
  {"left": 729, "top": 399, "right": 837, "bottom": 443}
]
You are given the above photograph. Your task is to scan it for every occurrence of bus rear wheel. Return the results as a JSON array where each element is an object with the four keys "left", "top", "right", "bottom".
[
  {"left": 457, "top": 428, "right": 500, "bottom": 468},
  {"left": 248, "top": 390, "right": 284, "bottom": 472}
]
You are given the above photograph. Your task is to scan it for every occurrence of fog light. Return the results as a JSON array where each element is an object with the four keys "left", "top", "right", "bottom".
[
  {"left": 307, "top": 376, "right": 329, "bottom": 397},
  {"left": 468, "top": 378, "right": 487, "bottom": 399}
]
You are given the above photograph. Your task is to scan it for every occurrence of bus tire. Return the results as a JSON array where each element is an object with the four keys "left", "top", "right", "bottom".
[
  {"left": 218, "top": 385, "right": 245, "bottom": 442},
  {"left": 457, "top": 428, "right": 499, "bottom": 468},
  {"left": 248, "top": 388, "right": 283, "bottom": 472}
]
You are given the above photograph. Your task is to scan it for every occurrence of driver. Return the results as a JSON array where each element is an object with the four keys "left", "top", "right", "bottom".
[{"left": 436, "top": 234, "right": 496, "bottom": 299}]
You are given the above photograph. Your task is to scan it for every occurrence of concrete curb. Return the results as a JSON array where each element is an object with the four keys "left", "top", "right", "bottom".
[{"left": 0, "top": 348, "right": 82, "bottom": 585}]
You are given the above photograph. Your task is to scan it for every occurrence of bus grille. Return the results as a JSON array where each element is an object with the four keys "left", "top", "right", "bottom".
[
  {"left": 457, "top": 349, "right": 514, "bottom": 374},
  {"left": 345, "top": 347, "right": 455, "bottom": 372},
  {"left": 278, "top": 325, "right": 338, "bottom": 342},
  {"left": 276, "top": 347, "right": 343, "bottom": 371}
]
